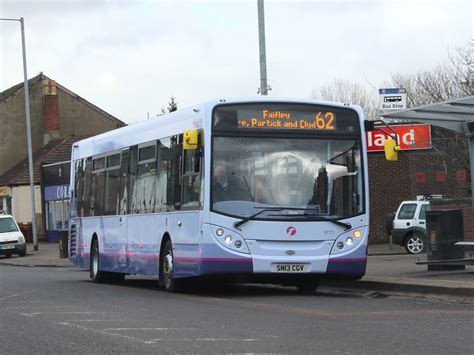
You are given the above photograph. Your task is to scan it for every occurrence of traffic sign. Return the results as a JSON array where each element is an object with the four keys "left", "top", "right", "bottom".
[{"left": 379, "top": 88, "right": 407, "bottom": 114}]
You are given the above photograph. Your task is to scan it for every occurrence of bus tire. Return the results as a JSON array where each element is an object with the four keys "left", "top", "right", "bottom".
[
  {"left": 160, "top": 239, "right": 184, "bottom": 293},
  {"left": 90, "top": 238, "right": 108, "bottom": 283},
  {"left": 296, "top": 278, "right": 320, "bottom": 295}
]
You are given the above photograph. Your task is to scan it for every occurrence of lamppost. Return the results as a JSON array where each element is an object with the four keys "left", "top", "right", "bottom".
[
  {"left": 257, "top": 0, "right": 271, "bottom": 95},
  {"left": 0, "top": 17, "right": 38, "bottom": 251}
]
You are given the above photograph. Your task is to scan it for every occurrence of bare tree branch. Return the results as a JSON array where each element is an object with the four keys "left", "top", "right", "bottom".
[{"left": 312, "top": 79, "right": 379, "bottom": 120}]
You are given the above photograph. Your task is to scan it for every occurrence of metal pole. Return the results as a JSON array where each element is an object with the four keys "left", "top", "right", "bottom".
[
  {"left": 19, "top": 18, "right": 38, "bottom": 251},
  {"left": 1, "top": 17, "right": 38, "bottom": 249},
  {"left": 257, "top": 0, "right": 268, "bottom": 95},
  {"left": 469, "top": 137, "right": 474, "bottom": 205}
]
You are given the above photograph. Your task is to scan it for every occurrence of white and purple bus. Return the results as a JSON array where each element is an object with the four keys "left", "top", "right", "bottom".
[{"left": 69, "top": 97, "right": 369, "bottom": 293}]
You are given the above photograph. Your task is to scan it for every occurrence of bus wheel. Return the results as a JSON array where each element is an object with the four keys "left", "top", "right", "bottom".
[
  {"left": 296, "top": 279, "right": 320, "bottom": 295},
  {"left": 90, "top": 239, "right": 107, "bottom": 283},
  {"left": 160, "top": 240, "right": 184, "bottom": 293}
]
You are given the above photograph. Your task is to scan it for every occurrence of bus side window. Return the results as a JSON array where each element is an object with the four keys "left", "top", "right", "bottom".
[
  {"left": 154, "top": 140, "right": 166, "bottom": 212},
  {"left": 82, "top": 157, "right": 92, "bottom": 217},
  {"left": 128, "top": 145, "right": 139, "bottom": 214},
  {"left": 74, "top": 159, "right": 83, "bottom": 217},
  {"left": 104, "top": 152, "right": 121, "bottom": 216},
  {"left": 91, "top": 156, "right": 106, "bottom": 216},
  {"left": 137, "top": 142, "right": 157, "bottom": 214},
  {"left": 119, "top": 148, "right": 129, "bottom": 215}
]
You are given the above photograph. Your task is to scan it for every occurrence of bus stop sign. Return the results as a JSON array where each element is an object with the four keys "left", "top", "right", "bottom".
[{"left": 379, "top": 88, "right": 407, "bottom": 114}]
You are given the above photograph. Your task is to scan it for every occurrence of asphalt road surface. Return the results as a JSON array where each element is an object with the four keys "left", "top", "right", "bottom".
[{"left": 1, "top": 266, "right": 473, "bottom": 354}]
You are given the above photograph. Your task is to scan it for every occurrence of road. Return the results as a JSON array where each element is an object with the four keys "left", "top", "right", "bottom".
[{"left": 1, "top": 265, "right": 473, "bottom": 354}]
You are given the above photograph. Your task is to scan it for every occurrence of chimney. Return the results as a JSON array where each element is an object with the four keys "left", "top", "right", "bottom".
[{"left": 42, "top": 79, "right": 60, "bottom": 145}]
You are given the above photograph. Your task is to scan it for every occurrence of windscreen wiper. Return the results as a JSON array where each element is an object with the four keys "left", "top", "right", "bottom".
[
  {"left": 233, "top": 206, "right": 352, "bottom": 230},
  {"left": 233, "top": 207, "right": 285, "bottom": 229},
  {"left": 269, "top": 213, "right": 352, "bottom": 230},
  {"left": 302, "top": 214, "right": 352, "bottom": 230}
]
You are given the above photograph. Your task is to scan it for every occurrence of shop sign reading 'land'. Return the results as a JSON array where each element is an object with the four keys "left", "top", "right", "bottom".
[
  {"left": 237, "top": 110, "right": 337, "bottom": 130},
  {"left": 366, "top": 124, "right": 431, "bottom": 152}
]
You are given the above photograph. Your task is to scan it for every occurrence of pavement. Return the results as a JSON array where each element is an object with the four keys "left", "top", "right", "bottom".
[{"left": 1, "top": 242, "right": 473, "bottom": 298}]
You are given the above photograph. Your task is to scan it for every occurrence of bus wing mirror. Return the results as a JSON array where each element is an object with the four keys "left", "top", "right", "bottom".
[
  {"left": 183, "top": 129, "right": 199, "bottom": 150},
  {"left": 384, "top": 138, "right": 401, "bottom": 161},
  {"left": 364, "top": 120, "right": 375, "bottom": 131}
]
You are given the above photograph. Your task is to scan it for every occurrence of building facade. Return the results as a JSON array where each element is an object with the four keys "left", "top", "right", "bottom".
[
  {"left": 367, "top": 126, "right": 471, "bottom": 243},
  {"left": 0, "top": 74, "right": 125, "bottom": 234},
  {"left": 0, "top": 73, "right": 124, "bottom": 176}
]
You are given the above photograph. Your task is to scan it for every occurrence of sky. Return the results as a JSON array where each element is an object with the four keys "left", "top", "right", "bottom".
[{"left": 1, "top": 0, "right": 472, "bottom": 124}]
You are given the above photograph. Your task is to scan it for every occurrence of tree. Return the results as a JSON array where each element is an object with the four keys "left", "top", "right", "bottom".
[
  {"left": 389, "top": 41, "right": 473, "bottom": 198},
  {"left": 156, "top": 96, "right": 178, "bottom": 117},
  {"left": 312, "top": 80, "right": 379, "bottom": 120},
  {"left": 167, "top": 96, "right": 178, "bottom": 112},
  {"left": 311, "top": 42, "right": 473, "bottom": 120},
  {"left": 390, "top": 41, "right": 473, "bottom": 107}
]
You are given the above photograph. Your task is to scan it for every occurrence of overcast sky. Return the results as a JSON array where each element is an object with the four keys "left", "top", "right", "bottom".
[{"left": 1, "top": 0, "right": 472, "bottom": 124}]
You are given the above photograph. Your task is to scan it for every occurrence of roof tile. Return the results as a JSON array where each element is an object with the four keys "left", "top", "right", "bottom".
[{"left": 0, "top": 136, "right": 85, "bottom": 186}]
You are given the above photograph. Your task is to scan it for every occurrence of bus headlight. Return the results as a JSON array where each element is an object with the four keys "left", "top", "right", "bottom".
[
  {"left": 210, "top": 225, "right": 249, "bottom": 254},
  {"left": 331, "top": 227, "right": 367, "bottom": 255}
]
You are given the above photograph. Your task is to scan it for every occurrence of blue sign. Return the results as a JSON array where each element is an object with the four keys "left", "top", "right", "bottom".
[{"left": 44, "top": 184, "right": 70, "bottom": 201}]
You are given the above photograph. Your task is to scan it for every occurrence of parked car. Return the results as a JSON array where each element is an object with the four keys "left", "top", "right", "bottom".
[
  {"left": 386, "top": 200, "right": 430, "bottom": 254},
  {"left": 0, "top": 214, "right": 27, "bottom": 258}
]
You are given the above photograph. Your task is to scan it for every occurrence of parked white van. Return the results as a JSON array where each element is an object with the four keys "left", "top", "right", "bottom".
[{"left": 0, "top": 214, "right": 27, "bottom": 258}]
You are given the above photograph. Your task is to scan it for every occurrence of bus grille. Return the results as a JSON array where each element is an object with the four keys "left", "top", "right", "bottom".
[{"left": 69, "top": 224, "right": 77, "bottom": 257}]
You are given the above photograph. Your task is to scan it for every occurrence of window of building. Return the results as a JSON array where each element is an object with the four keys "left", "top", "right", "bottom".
[{"left": 45, "top": 200, "right": 69, "bottom": 230}]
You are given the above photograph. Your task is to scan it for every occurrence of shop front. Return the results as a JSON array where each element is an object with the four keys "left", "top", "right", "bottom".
[
  {"left": 42, "top": 161, "right": 70, "bottom": 242},
  {"left": 0, "top": 186, "right": 11, "bottom": 214},
  {"left": 44, "top": 184, "right": 70, "bottom": 242}
]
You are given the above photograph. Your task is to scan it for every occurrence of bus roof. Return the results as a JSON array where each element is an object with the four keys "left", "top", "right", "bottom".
[{"left": 71, "top": 97, "right": 364, "bottom": 160}]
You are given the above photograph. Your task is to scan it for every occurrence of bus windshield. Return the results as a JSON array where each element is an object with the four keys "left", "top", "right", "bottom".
[{"left": 211, "top": 103, "right": 365, "bottom": 221}]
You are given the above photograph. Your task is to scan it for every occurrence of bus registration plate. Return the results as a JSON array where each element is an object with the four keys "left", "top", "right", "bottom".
[{"left": 272, "top": 263, "right": 308, "bottom": 273}]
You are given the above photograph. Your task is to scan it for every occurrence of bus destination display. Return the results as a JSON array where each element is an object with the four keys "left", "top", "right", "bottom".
[{"left": 237, "top": 109, "right": 336, "bottom": 130}]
